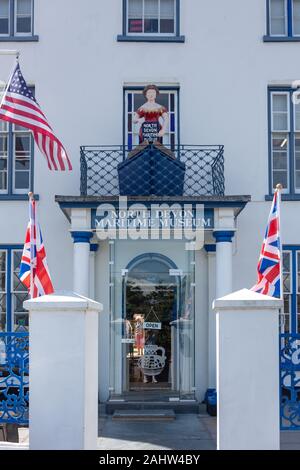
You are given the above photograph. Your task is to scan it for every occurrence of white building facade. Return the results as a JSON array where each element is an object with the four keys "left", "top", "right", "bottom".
[{"left": 0, "top": 0, "right": 299, "bottom": 418}]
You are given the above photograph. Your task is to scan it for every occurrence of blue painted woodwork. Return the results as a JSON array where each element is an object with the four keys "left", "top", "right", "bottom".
[{"left": 118, "top": 143, "right": 186, "bottom": 196}]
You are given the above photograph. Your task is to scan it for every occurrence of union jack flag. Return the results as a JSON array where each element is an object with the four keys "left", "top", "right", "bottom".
[
  {"left": 19, "top": 197, "right": 54, "bottom": 298},
  {"left": 0, "top": 62, "right": 72, "bottom": 171},
  {"left": 251, "top": 189, "right": 282, "bottom": 298}
]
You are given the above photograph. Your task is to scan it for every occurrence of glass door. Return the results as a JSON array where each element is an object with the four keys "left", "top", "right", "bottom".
[{"left": 109, "top": 240, "right": 195, "bottom": 401}]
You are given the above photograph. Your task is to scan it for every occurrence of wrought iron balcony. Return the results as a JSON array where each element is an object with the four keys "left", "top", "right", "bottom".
[{"left": 80, "top": 144, "right": 225, "bottom": 197}]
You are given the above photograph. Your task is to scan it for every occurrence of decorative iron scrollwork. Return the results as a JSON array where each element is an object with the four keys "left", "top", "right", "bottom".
[{"left": 0, "top": 333, "right": 29, "bottom": 425}]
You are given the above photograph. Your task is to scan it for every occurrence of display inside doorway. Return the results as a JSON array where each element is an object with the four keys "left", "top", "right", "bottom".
[{"left": 125, "top": 269, "right": 175, "bottom": 390}]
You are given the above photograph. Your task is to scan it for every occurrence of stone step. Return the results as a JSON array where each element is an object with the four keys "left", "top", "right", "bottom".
[
  {"left": 104, "top": 401, "right": 206, "bottom": 415},
  {"left": 112, "top": 409, "right": 176, "bottom": 422}
]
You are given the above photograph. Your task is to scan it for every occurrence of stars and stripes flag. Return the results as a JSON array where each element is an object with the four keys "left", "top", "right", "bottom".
[
  {"left": 19, "top": 196, "right": 54, "bottom": 299},
  {"left": 0, "top": 61, "right": 72, "bottom": 171},
  {"left": 251, "top": 186, "right": 282, "bottom": 298}
]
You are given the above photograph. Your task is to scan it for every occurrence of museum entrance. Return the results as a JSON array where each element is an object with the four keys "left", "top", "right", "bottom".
[
  {"left": 125, "top": 256, "right": 175, "bottom": 392},
  {"left": 109, "top": 241, "right": 196, "bottom": 402}
]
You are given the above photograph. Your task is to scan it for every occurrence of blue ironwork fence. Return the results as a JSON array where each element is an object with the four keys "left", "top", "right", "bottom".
[
  {"left": 80, "top": 145, "right": 225, "bottom": 197},
  {"left": 280, "top": 333, "right": 300, "bottom": 430},
  {"left": 0, "top": 332, "right": 29, "bottom": 425}
]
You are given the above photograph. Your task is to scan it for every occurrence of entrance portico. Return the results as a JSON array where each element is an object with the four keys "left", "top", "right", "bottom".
[{"left": 56, "top": 195, "right": 250, "bottom": 404}]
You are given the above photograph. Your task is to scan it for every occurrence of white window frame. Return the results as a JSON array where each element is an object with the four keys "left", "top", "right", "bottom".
[
  {"left": 269, "top": 0, "right": 288, "bottom": 37},
  {"left": 271, "top": 91, "right": 290, "bottom": 193},
  {"left": 12, "top": 126, "right": 31, "bottom": 194},
  {"left": 14, "top": 0, "right": 33, "bottom": 37},
  {"left": 126, "top": 0, "right": 176, "bottom": 36}
]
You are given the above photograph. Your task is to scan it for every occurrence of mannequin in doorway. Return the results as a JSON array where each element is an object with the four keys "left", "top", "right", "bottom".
[{"left": 133, "top": 313, "right": 145, "bottom": 356}]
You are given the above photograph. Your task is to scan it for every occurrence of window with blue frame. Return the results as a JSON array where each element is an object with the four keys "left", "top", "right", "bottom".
[
  {"left": 0, "top": 87, "right": 34, "bottom": 197},
  {"left": 118, "top": 0, "right": 184, "bottom": 42},
  {"left": 0, "top": 0, "right": 38, "bottom": 40},
  {"left": 124, "top": 87, "right": 179, "bottom": 151},
  {"left": 268, "top": 87, "right": 300, "bottom": 195},
  {"left": 0, "top": 247, "right": 28, "bottom": 333},
  {"left": 283, "top": 248, "right": 300, "bottom": 334},
  {"left": 266, "top": 0, "right": 300, "bottom": 39}
]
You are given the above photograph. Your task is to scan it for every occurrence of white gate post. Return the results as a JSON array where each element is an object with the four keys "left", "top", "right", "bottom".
[
  {"left": 213, "top": 288, "right": 282, "bottom": 450},
  {"left": 24, "top": 292, "right": 103, "bottom": 450}
]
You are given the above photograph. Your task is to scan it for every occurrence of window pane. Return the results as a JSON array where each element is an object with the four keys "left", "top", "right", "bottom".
[
  {"left": 16, "top": 0, "right": 31, "bottom": 15},
  {"left": 283, "top": 273, "right": 291, "bottom": 292},
  {"left": 16, "top": 16, "right": 31, "bottom": 33},
  {"left": 160, "top": 0, "right": 174, "bottom": 33},
  {"left": 293, "top": 0, "right": 300, "bottom": 34},
  {"left": 0, "top": 294, "right": 6, "bottom": 314},
  {"left": 283, "top": 252, "right": 291, "bottom": 272},
  {"left": 14, "top": 171, "right": 29, "bottom": 189},
  {"left": 272, "top": 94, "right": 289, "bottom": 131},
  {"left": 160, "top": 0, "right": 174, "bottom": 17},
  {"left": 15, "top": 134, "right": 30, "bottom": 156},
  {"left": 13, "top": 292, "right": 27, "bottom": 315},
  {"left": 145, "top": 0, "right": 159, "bottom": 18},
  {"left": 0, "top": 135, "right": 7, "bottom": 157},
  {"left": 15, "top": 158, "right": 30, "bottom": 170},
  {"left": 128, "top": 0, "right": 143, "bottom": 17},
  {"left": 0, "top": 17, "right": 8, "bottom": 34},
  {"left": 273, "top": 170, "right": 288, "bottom": 188},
  {"left": 273, "top": 94, "right": 288, "bottom": 112},
  {"left": 270, "top": 0, "right": 287, "bottom": 35},
  {"left": 0, "top": 0, "right": 9, "bottom": 16},
  {"left": 128, "top": 0, "right": 143, "bottom": 32},
  {"left": 0, "top": 314, "right": 5, "bottom": 332},
  {"left": 0, "top": 171, "right": 7, "bottom": 190},
  {"left": 295, "top": 102, "right": 300, "bottom": 131},
  {"left": 272, "top": 133, "right": 288, "bottom": 185},
  {"left": 15, "top": 0, "right": 32, "bottom": 34},
  {"left": 0, "top": 0, "right": 8, "bottom": 34},
  {"left": 13, "top": 250, "right": 21, "bottom": 271},
  {"left": 273, "top": 152, "right": 288, "bottom": 169},
  {"left": 144, "top": 0, "right": 159, "bottom": 32}
]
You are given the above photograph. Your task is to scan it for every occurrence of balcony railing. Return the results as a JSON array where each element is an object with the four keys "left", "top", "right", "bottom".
[{"left": 80, "top": 145, "right": 225, "bottom": 197}]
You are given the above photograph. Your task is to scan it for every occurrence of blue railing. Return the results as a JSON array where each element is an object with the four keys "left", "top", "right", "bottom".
[
  {"left": 280, "top": 333, "right": 300, "bottom": 430},
  {"left": 0, "top": 332, "right": 29, "bottom": 425},
  {"left": 80, "top": 144, "right": 225, "bottom": 197}
]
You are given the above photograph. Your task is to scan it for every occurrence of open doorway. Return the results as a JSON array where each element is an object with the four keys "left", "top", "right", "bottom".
[{"left": 124, "top": 254, "right": 176, "bottom": 392}]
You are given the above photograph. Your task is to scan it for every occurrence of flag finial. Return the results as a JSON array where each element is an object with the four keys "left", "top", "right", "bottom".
[{"left": 276, "top": 184, "right": 283, "bottom": 191}]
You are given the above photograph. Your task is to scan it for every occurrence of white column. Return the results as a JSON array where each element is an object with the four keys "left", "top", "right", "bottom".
[
  {"left": 205, "top": 245, "right": 216, "bottom": 388},
  {"left": 213, "top": 231, "right": 234, "bottom": 298},
  {"left": 71, "top": 231, "right": 93, "bottom": 297},
  {"left": 213, "top": 289, "right": 281, "bottom": 450},
  {"left": 24, "top": 292, "right": 103, "bottom": 450}
]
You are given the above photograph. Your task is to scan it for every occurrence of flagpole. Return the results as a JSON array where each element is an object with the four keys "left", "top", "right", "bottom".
[
  {"left": 276, "top": 183, "right": 284, "bottom": 333},
  {"left": 28, "top": 191, "right": 34, "bottom": 300}
]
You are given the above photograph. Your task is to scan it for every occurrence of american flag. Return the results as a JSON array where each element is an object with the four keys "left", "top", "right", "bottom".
[
  {"left": 0, "top": 62, "right": 72, "bottom": 171},
  {"left": 19, "top": 197, "right": 54, "bottom": 298},
  {"left": 251, "top": 188, "right": 281, "bottom": 298}
]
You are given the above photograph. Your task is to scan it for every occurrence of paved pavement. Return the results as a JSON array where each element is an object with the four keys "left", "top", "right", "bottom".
[
  {"left": 1, "top": 416, "right": 300, "bottom": 450},
  {"left": 97, "top": 414, "right": 216, "bottom": 450}
]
